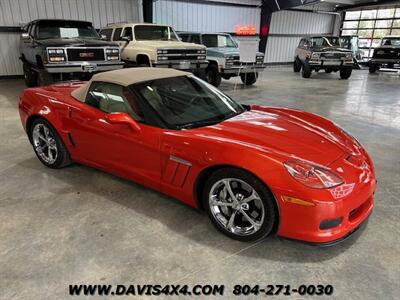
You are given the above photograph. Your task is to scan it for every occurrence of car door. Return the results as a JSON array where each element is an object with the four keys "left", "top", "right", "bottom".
[{"left": 67, "top": 81, "right": 161, "bottom": 189}]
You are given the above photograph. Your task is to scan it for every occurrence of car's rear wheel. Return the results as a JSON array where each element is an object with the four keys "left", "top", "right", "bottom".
[
  {"left": 369, "top": 64, "right": 378, "bottom": 74},
  {"left": 205, "top": 64, "right": 222, "bottom": 87},
  {"left": 293, "top": 57, "right": 302, "bottom": 72},
  {"left": 240, "top": 72, "right": 258, "bottom": 85},
  {"left": 339, "top": 67, "right": 352, "bottom": 79},
  {"left": 30, "top": 118, "right": 72, "bottom": 169},
  {"left": 301, "top": 61, "right": 312, "bottom": 78},
  {"left": 203, "top": 168, "right": 277, "bottom": 242}
]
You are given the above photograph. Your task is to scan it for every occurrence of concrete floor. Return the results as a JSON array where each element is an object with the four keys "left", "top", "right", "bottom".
[{"left": 0, "top": 68, "right": 399, "bottom": 299}]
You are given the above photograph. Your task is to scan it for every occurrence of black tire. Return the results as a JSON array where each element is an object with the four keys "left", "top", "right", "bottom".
[
  {"left": 240, "top": 72, "right": 258, "bottom": 85},
  {"left": 37, "top": 70, "right": 54, "bottom": 86},
  {"left": 203, "top": 168, "right": 277, "bottom": 242},
  {"left": 29, "top": 118, "right": 72, "bottom": 169},
  {"left": 369, "top": 64, "right": 378, "bottom": 74},
  {"left": 23, "top": 62, "right": 37, "bottom": 87},
  {"left": 301, "top": 61, "right": 312, "bottom": 78},
  {"left": 221, "top": 74, "right": 232, "bottom": 80},
  {"left": 325, "top": 68, "right": 333, "bottom": 73},
  {"left": 205, "top": 64, "right": 222, "bottom": 87},
  {"left": 293, "top": 57, "right": 302, "bottom": 72},
  {"left": 340, "top": 67, "right": 352, "bottom": 79}
]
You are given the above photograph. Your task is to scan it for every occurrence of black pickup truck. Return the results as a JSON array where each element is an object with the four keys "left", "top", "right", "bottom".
[
  {"left": 369, "top": 36, "right": 400, "bottom": 73},
  {"left": 20, "top": 19, "right": 124, "bottom": 86}
]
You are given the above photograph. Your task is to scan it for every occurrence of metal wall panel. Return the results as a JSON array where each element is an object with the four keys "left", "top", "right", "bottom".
[
  {"left": 153, "top": 0, "right": 261, "bottom": 33},
  {"left": 0, "top": 0, "right": 142, "bottom": 76},
  {"left": 265, "top": 10, "right": 337, "bottom": 63}
]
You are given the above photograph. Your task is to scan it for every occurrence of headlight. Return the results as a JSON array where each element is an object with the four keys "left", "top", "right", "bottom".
[
  {"left": 47, "top": 48, "right": 66, "bottom": 62},
  {"left": 256, "top": 56, "right": 264, "bottom": 61},
  {"left": 106, "top": 48, "right": 120, "bottom": 60},
  {"left": 106, "top": 48, "right": 119, "bottom": 54},
  {"left": 311, "top": 53, "right": 320, "bottom": 59},
  {"left": 197, "top": 55, "right": 206, "bottom": 60},
  {"left": 284, "top": 160, "right": 343, "bottom": 189},
  {"left": 345, "top": 53, "right": 353, "bottom": 59}
]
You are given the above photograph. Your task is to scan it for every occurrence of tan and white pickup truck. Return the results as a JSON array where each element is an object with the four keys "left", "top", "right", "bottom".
[{"left": 99, "top": 23, "right": 208, "bottom": 74}]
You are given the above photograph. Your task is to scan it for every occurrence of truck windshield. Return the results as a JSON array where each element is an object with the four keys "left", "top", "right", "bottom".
[
  {"left": 36, "top": 21, "right": 99, "bottom": 40},
  {"left": 311, "top": 37, "right": 341, "bottom": 48},
  {"left": 134, "top": 25, "right": 179, "bottom": 41},
  {"left": 134, "top": 75, "right": 245, "bottom": 129},
  {"left": 381, "top": 38, "right": 400, "bottom": 46},
  {"left": 202, "top": 34, "right": 237, "bottom": 48}
]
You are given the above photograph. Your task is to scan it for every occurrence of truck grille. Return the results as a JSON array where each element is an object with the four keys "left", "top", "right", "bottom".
[
  {"left": 320, "top": 52, "right": 346, "bottom": 59},
  {"left": 159, "top": 49, "right": 202, "bottom": 61},
  {"left": 66, "top": 48, "right": 105, "bottom": 62},
  {"left": 373, "top": 49, "right": 400, "bottom": 59}
]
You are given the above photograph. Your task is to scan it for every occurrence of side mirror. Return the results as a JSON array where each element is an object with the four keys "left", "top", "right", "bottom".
[
  {"left": 21, "top": 32, "right": 30, "bottom": 40},
  {"left": 100, "top": 34, "right": 107, "bottom": 40},
  {"left": 120, "top": 36, "right": 131, "bottom": 42},
  {"left": 105, "top": 112, "right": 140, "bottom": 132}
]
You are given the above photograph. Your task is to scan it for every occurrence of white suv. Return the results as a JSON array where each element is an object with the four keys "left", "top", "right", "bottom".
[{"left": 100, "top": 23, "right": 208, "bottom": 74}]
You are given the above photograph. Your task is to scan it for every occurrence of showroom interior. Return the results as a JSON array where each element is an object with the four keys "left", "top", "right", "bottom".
[{"left": 0, "top": 0, "right": 399, "bottom": 299}]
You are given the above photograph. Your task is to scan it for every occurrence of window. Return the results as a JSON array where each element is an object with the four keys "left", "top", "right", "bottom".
[
  {"left": 122, "top": 27, "right": 133, "bottom": 40},
  {"left": 202, "top": 34, "right": 236, "bottom": 48},
  {"left": 134, "top": 25, "right": 179, "bottom": 41},
  {"left": 112, "top": 28, "right": 122, "bottom": 41},
  {"left": 179, "top": 34, "right": 190, "bottom": 42},
  {"left": 99, "top": 28, "right": 113, "bottom": 41},
  {"left": 36, "top": 20, "right": 98, "bottom": 40},
  {"left": 85, "top": 82, "right": 144, "bottom": 121},
  {"left": 342, "top": 7, "right": 400, "bottom": 60},
  {"left": 134, "top": 76, "right": 244, "bottom": 129}
]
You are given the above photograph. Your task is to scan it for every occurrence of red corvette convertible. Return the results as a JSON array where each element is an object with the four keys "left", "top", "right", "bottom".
[{"left": 19, "top": 68, "right": 376, "bottom": 244}]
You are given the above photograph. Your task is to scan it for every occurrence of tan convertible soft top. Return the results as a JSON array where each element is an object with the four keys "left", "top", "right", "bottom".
[{"left": 71, "top": 67, "right": 190, "bottom": 102}]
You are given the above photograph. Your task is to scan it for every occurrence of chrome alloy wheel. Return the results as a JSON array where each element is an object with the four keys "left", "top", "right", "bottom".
[
  {"left": 209, "top": 178, "right": 265, "bottom": 236},
  {"left": 32, "top": 123, "right": 58, "bottom": 164}
]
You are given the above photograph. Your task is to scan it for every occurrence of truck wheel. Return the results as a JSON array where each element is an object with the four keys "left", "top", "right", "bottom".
[
  {"left": 240, "top": 72, "right": 258, "bottom": 85},
  {"left": 205, "top": 65, "right": 221, "bottom": 87},
  {"left": 222, "top": 74, "right": 232, "bottom": 80},
  {"left": 37, "top": 70, "right": 54, "bottom": 86},
  {"left": 301, "top": 61, "right": 312, "bottom": 78},
  {"left": 325, "top": 68, "right": 333, "bottom": 73},
  {"left": 369, "top": 64, "right": 378, "bottom": 74},
  {"left": 23, "top": 63, "right": 37, "bottom": 87},
  {"left": 340, "top": 67, "right": 352, "bottom": 79},
  {"left": 293, "top": 57, "right": 302, "bottom": 72}
]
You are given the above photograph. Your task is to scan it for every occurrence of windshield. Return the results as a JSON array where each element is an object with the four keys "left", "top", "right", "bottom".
[
  {"left": 134, "top": 76, "right": 245, "bottom": 129},
  {"left": 134, "top": 25, "right": 179, "bottom": 41},
  {"left": 311, "top": 37, "right": 341, "bottom": 48},
  {"left": 36, "top": 21, "right": 99, "bottom": 40},
  {"left": 202, "top": 34, "right": 237, "bottom": 48},
  {"left": 381, "top": 38, "right": 400, "bottom": 46}
]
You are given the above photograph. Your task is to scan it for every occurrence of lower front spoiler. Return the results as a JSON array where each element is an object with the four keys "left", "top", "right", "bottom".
[{"left": 284, "top": 213, "right": 371, "bottom": 247}]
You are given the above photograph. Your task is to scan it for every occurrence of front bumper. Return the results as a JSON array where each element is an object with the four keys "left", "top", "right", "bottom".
[
  {"left": 309, "top": 59, "right": 353, "bottom": 67},
  {"left": 222, "top": 64, "right": 266, "bottom": 74},
  {"left": 371, "top": 58, "right": 400, "bottom": 64},
  {"left": 153, "top": 60, "right": 208, "bottom": 71},
  {"left": 275, "top": 155, "right": 376, "bottom": 244},
  {"left": 44, "top": 61, "right": 124, "bottom": 73}
]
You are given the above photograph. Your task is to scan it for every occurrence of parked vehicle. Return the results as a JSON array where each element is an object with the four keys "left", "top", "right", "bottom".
[
  {"left": 20, "top": 19, "right": 123, "bottom": 87},
  {"left": 369, "top": 36, "right": 400, "bottom": 73},
  {"left": 178, "top": 32, "right": 265, "bottom": 87},
  {"left": 99, "top": 23, "right": 207, "bottom": 75},
  {"left": 294, "top": 36, "right": 354, "bottom": 79},
  {"left": 19, "top": 67, "right": 376, "bottom": 244}
]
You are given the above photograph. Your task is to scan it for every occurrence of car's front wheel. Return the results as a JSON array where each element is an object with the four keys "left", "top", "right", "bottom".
[
  {"left": 203, "top": 168, "right": 277, "bottom": 242},
  {"left": 240, "top": 72, "right": 258, "bottom": 85},
  {"left": 301, "top": 61, "right": 312, "bottom": 78},
  {"left": 23, "top": 62, "right": 38, "bottom": 87},
  {"left": 293, "top": 57, "right": 302, "bottom": 72},
  {"left": 339, "top": 67, "right": 352, "bottom": 79},
  {"left": 205, "top": 64, "right": 222, "bottom": 87},
  {"left": 30, "top": 118, "right": 72, "bottom": 169}
]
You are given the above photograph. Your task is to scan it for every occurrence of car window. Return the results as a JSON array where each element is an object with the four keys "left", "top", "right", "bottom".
[
  {"left": 112, "top": 28, "right": 122, "bottom": 41},
  {"left": 85, "top": 82, "right": 144, "bottom": 121},
  {"left": 179, "top": 34, "right": 190, "bottom": 42},
  {"left": 122, "top": 27, "right": 133, "bottom": 40},
  {"left": 191, "top": 34, "right": 201, "bottom": 44},
  {"left": 99, "top": 28, "right": 113, "bottom": 41}
]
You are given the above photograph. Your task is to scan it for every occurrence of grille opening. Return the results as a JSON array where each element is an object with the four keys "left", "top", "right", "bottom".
[{"left": 349, "top": 197, "right": 372, "bottom": 222}]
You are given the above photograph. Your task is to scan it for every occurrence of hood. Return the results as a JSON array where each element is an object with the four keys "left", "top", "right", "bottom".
[
  {"left": 192, "top": 108, "right": 354, "bottom": 166},
  {"left": 36, "top": 38, "right": 118, "bottom": 47},
  {"left": 316, "top": 47, "right": 352, "bottom": 53},
  {"left": 207, "top": 47, "right": 264, "bottom": 57},
  {"left": 136, "top": 40, "right": 205, "bottom": 49}
]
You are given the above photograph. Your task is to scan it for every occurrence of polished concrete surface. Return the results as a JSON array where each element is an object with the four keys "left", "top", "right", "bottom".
[{"left": 0, "top": 68, "right": 399, "bottom": 299}]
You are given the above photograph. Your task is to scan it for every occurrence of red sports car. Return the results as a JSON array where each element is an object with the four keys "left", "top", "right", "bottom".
[{"left": 19, "top": 68, "right": 376, "bottom": 244}]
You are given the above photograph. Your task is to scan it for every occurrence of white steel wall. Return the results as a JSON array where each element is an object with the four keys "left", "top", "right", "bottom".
[
  {"left": 0, "top": 0, "right": 142, "bottom": 76},
  {"left": 265, "top": 10, "right": 337, "bottom": 63},
  {"left": 153, "top": 0, "right": 261, "bottom": 33}
]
